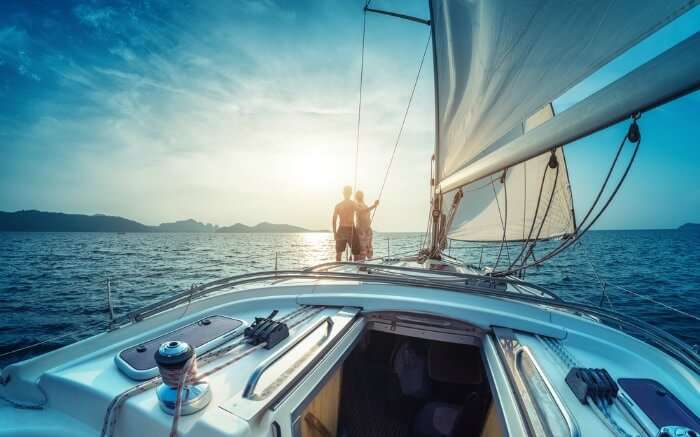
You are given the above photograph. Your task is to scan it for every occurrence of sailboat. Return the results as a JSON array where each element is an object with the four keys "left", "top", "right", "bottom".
[{"left": 2, "top": 1, "right": 699, "bottom": 436}]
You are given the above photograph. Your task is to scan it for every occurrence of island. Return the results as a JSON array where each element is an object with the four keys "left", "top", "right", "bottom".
[
  {"left": 217, "top": 222, "right": 310, "bottom": 233},
  {"left": 0, "top": 210, "right": 151, "bottom": 232},
  {"left": 0, "top": 210, "right": 319, "bottom": 233},
  {"left": 678, "top": 223, "right": 700, "bottom": 232}
]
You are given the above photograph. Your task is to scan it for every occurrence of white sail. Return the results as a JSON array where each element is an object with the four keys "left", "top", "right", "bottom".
[
  {"left": 431, "top": 0, "right": 697, "bottom": 185},
  {"left": 445, "top": 105, "right": 575, "bottom": 242},
  {"left": 429, "top": 0, "right": 697, "bottom": 243},
  {"left": 438, "top": 31, "right": 700, "bottom": 193}
]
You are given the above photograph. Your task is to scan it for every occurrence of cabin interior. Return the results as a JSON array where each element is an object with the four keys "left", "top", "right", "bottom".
[{"left": 297, "top": 313, "right": 500, "bottom": 437}]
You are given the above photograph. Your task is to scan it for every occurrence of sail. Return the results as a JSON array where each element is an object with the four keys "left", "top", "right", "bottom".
[
  {"left": 430, "top": 0, "right": 697, "bottom": 185},
  {"left": 445, "top": 105, "right": 576, "bottom": 242}
]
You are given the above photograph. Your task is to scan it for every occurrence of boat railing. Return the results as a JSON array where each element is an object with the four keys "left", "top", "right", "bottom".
[
  {"left": 0, "top": 266, "right": 559, "bottom": 368},
  {"left": 0, "top": 267, "right": 553, "bottom": 366},
  {"left": 305, "top": 261, "right": 562, "bottom": 300},
  {"left": 2, "top": 264, "right": 698, "bottom": 375}
]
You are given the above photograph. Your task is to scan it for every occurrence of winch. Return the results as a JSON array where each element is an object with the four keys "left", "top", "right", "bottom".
[{"left": 154, "top": 341, "right": 212, "bottom": 416}]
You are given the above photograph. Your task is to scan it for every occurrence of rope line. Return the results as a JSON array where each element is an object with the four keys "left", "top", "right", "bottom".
[
  {"left": 494, "top": 117, "right": 642, "bottom": 277},
  {"left": 491, "top": 171, "right": 508, "bottom": 272},
  {"left": 511, "top": 157, "right": 560, "bottom": 274},
  {"left": 0, "top": 330, "right": 81, "bottom": 359},
  {"left": 606, "top": 282, "right": 700, "bottom": 323},
  {"left": 576, "top": 241, "right": 616, "bottom": 311},
  {"left": 507, "top": 151, "right": 555, "bottom": 271},
  {"left": 371, "top": 31, "right": 432, "bottom": 221},
  {"left": 354, "top": 3, "right": 369, "bottom": 192}
]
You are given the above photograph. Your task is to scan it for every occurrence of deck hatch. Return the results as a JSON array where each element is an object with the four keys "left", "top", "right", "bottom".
[
  {"left": 115, "top": 315, "right": 244, "bottom": 380},
  {"left": 618, "top": 378, "right": 700, "bottom": 430}
]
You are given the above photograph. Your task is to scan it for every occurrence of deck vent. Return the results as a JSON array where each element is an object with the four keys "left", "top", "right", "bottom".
[{"left": 154, "top": 341, "right": 212, "bottom": 416}]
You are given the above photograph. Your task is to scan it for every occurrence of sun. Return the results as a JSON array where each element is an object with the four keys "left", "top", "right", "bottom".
[{"left": 288, "top": 152, "right": 346, "bottom": 194}]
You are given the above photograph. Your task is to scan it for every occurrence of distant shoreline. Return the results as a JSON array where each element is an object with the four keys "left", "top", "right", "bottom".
[
  {"left": 0, "top": 210, "right": 696, "bottom": 233},
  {"left": 0, "top": 210, "right": 326, "bottom": 233}
]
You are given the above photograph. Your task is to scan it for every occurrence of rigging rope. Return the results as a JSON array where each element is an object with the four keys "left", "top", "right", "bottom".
[
  {"left": 506, "top": 150, "right": 559, "bottom": 271},
  {"left": 354, "top": 2, "right": 370, "bottom": 192},
  {"left": 494, "top": 115, "right": 642, "bottom": 277},
  {"left": 420, "top": 156, "right": 436, "bottom": 253},
  {"left": 516, "top": 155, "right": 561, "bottom": 272},
  {"left": 492, "top": 171, "right": 509, "bottom": 272},
  {"left": 371, "top": 31, "right": 432, "bottom": 221},
  {"left": 348, "top": 1, "right": 372, "bottom": 262}
]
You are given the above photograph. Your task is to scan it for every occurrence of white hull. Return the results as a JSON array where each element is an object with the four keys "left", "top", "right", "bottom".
[{"left": 1, "top": 260, "right": 698, "bottom": 436}]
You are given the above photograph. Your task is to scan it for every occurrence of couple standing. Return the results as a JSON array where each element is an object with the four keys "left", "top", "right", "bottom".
[{"left": 332, "top": 185, "right": 379, "bottom": 262}]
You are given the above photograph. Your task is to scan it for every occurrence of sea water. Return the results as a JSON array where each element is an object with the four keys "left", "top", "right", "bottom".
[{"left": 1, "top": 230, "right": 698, "bottom": 367}]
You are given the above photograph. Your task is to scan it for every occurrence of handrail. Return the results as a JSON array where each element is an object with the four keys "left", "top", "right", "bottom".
[
  {"left": 305, "top": 261, "right": 561, "bottom": 300},
  {"left": 494, "top": 326, "right": 579, "bottom": 437},
  {"left": 515, "top": 347, "right": 580, "bottom": 437},
  {"left": 242, "top": 316, "right": 334, "bottom": 399}
]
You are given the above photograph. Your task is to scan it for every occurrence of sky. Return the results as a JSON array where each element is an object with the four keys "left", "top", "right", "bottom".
[{"left": 0, "top": 0, "right": 698, "bottom": 231}]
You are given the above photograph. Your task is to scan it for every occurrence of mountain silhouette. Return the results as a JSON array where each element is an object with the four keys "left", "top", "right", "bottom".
[
  {"left": 679, "top": 223, "right": 700, "bottom": 232},
  {"left": 0, "top": 210, "right": 151, "bottom": 232},
  {"left": 217, "top": 221, "right": 310, "bottom": 233},
  {"left": 0, "top": 210, "right": 316, "bottom": 233},
  {"left": 156, "top": 219, "right": 218, "bottom": 233}
]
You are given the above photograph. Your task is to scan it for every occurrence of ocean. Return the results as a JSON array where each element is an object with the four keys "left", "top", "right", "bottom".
[{"left": 1, "top": 230, "right": 698, "bottom": 367}]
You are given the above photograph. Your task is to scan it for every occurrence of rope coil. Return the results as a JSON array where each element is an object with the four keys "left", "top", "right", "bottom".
[{"left": 158, "top": 354, "right": 198, "bottom": 388}]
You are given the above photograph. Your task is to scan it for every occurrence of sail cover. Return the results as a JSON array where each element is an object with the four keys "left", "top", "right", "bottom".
[
  {"left": 445, "top": 105, "right": 575, "bottom": 241},
  {"left": 431, "top": 0, "right": 696, "bottom": 241},
  {"left": 431, "top": 0, "right": 696, "bottom": 183}
]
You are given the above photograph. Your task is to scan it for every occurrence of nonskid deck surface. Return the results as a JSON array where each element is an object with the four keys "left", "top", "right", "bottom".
[{"left": 0, "top": 277, "right": 698, "bottom": 436}]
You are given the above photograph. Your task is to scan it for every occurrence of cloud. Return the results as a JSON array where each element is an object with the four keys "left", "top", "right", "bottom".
[
  {"left": 73, "top": 4, "right": 116, "bottom": 29},
  {"left": 0, "top": 25, "right": 28, "bottom": 50},
  {"left": 0, "top": 25, "right": 34, "bottom": 77},
  {"left": 1, "top": 0, "right": 437, "bottom": 230}
]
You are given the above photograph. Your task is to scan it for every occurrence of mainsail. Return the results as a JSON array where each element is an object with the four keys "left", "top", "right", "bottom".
[{"left": 429, "top": 0, "right": 698, "bottom": 242}]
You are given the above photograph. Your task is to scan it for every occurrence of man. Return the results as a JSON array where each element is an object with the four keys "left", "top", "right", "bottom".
[
  {"left": 332, "top": 186, "right": 379, "bottom": 262},
  {"left": 332, "top": 186, "right": 357, "bottom": 262}
]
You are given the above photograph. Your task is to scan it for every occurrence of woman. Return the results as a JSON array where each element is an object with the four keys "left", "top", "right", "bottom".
[{"left": 353, "top": 190, "right": 378, "bottom": 261}]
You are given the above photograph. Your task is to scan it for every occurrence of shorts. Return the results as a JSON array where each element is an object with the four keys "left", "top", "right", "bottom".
[{"left": 335, "top": 226, "right": 359, "bottom": 255}]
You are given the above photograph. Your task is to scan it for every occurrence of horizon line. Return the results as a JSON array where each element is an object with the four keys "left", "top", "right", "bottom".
[{"left": 0, "top": 209, "right": 696, "bottom": 233}]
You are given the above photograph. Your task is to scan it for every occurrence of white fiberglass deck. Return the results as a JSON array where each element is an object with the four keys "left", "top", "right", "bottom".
[{"left": 1, "top": 270, "right": 698, "bottom": 436}]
